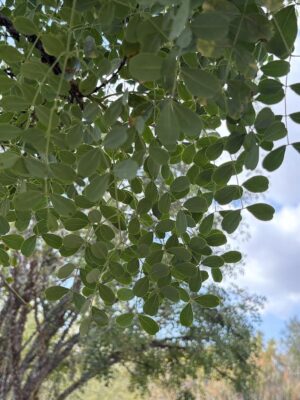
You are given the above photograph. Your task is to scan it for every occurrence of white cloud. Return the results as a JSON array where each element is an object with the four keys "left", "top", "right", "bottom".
[{"left": 237, "top": 204, "right": 300, "bottom": 319}]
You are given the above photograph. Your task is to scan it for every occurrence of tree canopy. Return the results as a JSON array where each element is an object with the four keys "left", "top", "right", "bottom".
[{"left": 0, "top": 0, "right": 299, "bottom": 335}]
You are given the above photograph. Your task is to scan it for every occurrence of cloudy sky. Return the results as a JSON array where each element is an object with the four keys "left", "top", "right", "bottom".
[{"left": 234, "top": 31, "right": 300, "bottom": 341}]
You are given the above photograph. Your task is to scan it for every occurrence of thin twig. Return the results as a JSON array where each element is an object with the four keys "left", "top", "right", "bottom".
[{"left": 0, "top": 272, "right": 28, "bottom": 305}]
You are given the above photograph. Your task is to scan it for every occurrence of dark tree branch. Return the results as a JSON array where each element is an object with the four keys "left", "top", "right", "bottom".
[
  {"left": 56, "top": 351, "right": 121, "bottom": 400},
  {"left": 3, "top": 67, "right": 16, "bottom": 79},
  {"left": 21, "top": 334, "right": 80, "bottom": 400},
  {"left": 0, "top": 12, "right": 127, "bottom": 106},
  {"left": 0, "top": 12, "right": 20, "bottom": 41},
  {"left": 56, "top": 371, "right": 96, "bottom": 400},
  {"left": 27, "top": 34, "right": 62, "bottom": 75},
  {"left": 89, "top": 56, "right": 127, "bottom": 95},
  {"left": 0, "top": 12, "right": 61, "bottom": 74},
  {"left": 0, "top": 272, "right": 28, "bottom": 305}
]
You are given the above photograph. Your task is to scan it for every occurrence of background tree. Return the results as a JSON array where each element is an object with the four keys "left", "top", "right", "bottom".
[{"left": 0, "top": 250, "right": 263, "bottom": 399}]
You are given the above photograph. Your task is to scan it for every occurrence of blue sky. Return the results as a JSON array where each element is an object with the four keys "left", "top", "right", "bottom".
[{"left": 230, "top": 31, "right": 300, "bottom": 342}]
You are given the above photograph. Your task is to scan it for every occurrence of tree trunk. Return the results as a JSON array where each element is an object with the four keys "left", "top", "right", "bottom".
[{"left": 0, "top": 254, "right": 80, "bottom": 400}]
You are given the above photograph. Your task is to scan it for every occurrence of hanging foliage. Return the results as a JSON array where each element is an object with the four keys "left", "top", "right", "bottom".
[{"left": 0, "top": 0, "right": 298, "bottom": 334}]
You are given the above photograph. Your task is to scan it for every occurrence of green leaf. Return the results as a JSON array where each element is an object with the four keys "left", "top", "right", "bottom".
[
  {"left": 143, "top": 293, "right": 159, "bottom": 316},
  {"left": 0, "top": 248, "right": 9, "bottom": 266},
  {"left": 156, "top": 100, "right": 180, "bottom": 149},
  {"left": 14, "top": 16, "right": 38, "bottom": 35},
  {"left": 292, "top": 142, "right": 300, "bottom": 154},
  {"left": 182, "top": 68, "right": 221, "bottom": 98},
  {"left": 45, "top": 286, "right": 69, "bottom": 301},
  {"left": 214, "top": 185, "right": 243, "bottom": 205},
  {"left": 160, "top": 285, "right": 179, "bottom": 302},
  {"left": 180, "top": 303, "right": 193, "bottom": 327},
  {"left": 150, "top": 262, "right": 170, "bottom": 281},
  {"left": 173, "top": 262, "right": 197, "bottom": 277},
  {"left": 50, "top": 194, "right": 77, "bottom": 218},
  {"left": 92, "top": 307, "right": 108, "bottom": 326},
  {"left": 14, "top": 191, "right": 45, "bottom": 211},
  {"left": 84, "top": 173, "right": 110, "bottom": 202},
  {"left": 73, "top": 293, "right": 86, "bottom": 312},
  {"left": 138, "top": 315, "right": 159, "bottom": 335},
  {"left": 0, "top": 76, "right": 16, "bottom": 92},
  {"left": 0, "top": 216, "right": 10, "bottom": 235},
  {"left": 213, "top": 162, "right": 234, "bottom": 185},
  {"left": 168, "top": 246, "right": 191, "bottom": 261},
  {"left": 57, "top": 263, "right": 76, "bottom": 279},
  {"left": 290, "top": 112, "right": 300, "bottom": 124},
  {"left": 149, "top": 146, "right": 169, "bottom": 165},
  {"left": 116, "top": 313, "right": 134, "bottom": 327},
  {"left": 189, "top": 237, "right": 206, "bottom": 254},
  {"left": 114, "top": 159, "right": 138, "bottom": 180},
  {"left": 91, "top": 241, "right": 108, "bottom": 260},
  {"left": 0, "top": 247, "right": 10, "bottom": 267},
  {"left": 42, "top": 233, "right": 62, "bottom": 249},
  {"left": 242, "top": 176, "right": 269, "bottom": 193},
  {"left": 191, "top": 12, "right": 229, "bottom": 40},
  {"left": 222, "top": 251, "right": 242, "bottom": 263},
  {"left": 0, "top": 96, "right": 28, "bottom": 111},
  {"left": 170, "top": 176, "right": 190, "bottom": 193},
  {"left": 211, "top": 267, "right": 222, "bottom": 283},
  {"left": 263, "top": 146, "right": 286, "bottom": 171},
  {"left": 50, "top": 163, "right": 76, "bottom": 183},
  {"left": 79, "top": 318, "right": 91, "bottom": 336},
  {"left": 267, "top": 5, "right": 297, "bottom": 59},
  {"left": 128, "top": 217, "right": 140, "bottom": 235},
  {"left": 117, "top": 288, "right": 134, "bottom": 301},
  {"left": 77, "top": 148, "right": 102, "bottom": 177},
  {"left": 42, "top": 34, "right": 65, "bottom": 56},
  {"left": 63, "top": 218, "right": 88, "bottom": 231},
  {"left": 34, "top": 104, "right": 59, "bottom": 127},
  {"left": 2, "top": 234, "right": 24, "bottom": 250},
  {"left": 104, "top": 125, "right": 128, "bottom": 150},
  {"left": 0, "top": 44, "right": 23, "bottom": 63},
  {"left": 184, "top": 196, "right": 207, "bottom": 213},
  {"left": 173, "top": 102, "right": 203, "bottom": 138},
  {"left": 261, "top": 60, "right": 290, "bottom": 77},
  {"left": 129, "top": 53, "right": 163, "bottom": 81},
  {"left": 200, "top": 214, "right": 214, "bottom": 235},
  {"left": 247, "top": 203, "right": 275, "bottom": 221},
  {"left": 0, "top": 151, "right": 20, "bottom": 170},
  {"left": 202, "top": 255, "right": 224, "bottom": 268},
  {"left": 221, "top": 210, "right": 242, "bottom": 234},
  {"left": 24, "top": 158, "right": 49, "bottom": 178},
  {"left": 170, "top": 0, "right": 190, "bottom": 40},
  {"left": 206, "top": 141, "right": 224, "bottom": 161},
  {"left": 176, "top": 210, "right": 187, "bottom": 234},
  {"left": 85, "top": 268, "right": 100, "bottom": 284},
  {"left": 264, "top": 121, "right": 287, "bottom": 141},
  {"left": 194, "top": 294, "right": 220, "bottom": 308},
  {"left": 79, "top": 73, "right": 97, "bottom": 95},
  {"left": 290, "top": 83, "right": 300, "bottom": 95},
  {"left": 255, "top": 107, "right": 274, "bottom": 132},
  {"left": 99, "top": 283, "right": 116, "bottom": 305},
  {"left": 133, "top": 277, "right": 149, "bottom": 297},
  {"left": 63, "top": 234, "right": 83, "bottom": 249},
  {"left": 182, "top": 144, "right": 196, "bottom": 164},
  {"left": 21, "top": 235, "right": 37, "bottom": 257},
  {"left": 158, "top": 193, "right": 171, "bottom": 214},
  {"left": 20, "top": 61, "right": 49, "bottom": 80},
  {"left": 0, "top": 124, "right": 22, "bottom": 140},
  {"left": 206, "top": 231, "right": 227, "bottom": 246},
  {"left": 257, "top": 78, "right": 284, "bottom": 105}
]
